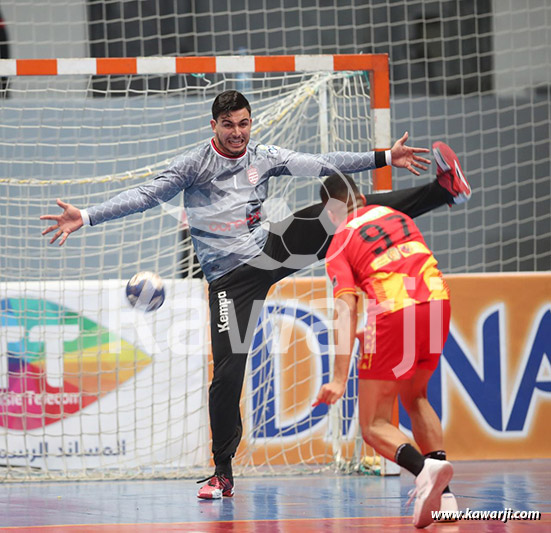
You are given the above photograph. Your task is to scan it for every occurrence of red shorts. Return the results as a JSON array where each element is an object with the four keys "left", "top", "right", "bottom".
[{"left": 357, "top": 300, "right": 451, "bottom": 380}]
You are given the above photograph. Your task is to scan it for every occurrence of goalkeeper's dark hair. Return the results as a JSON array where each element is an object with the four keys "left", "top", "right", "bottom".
[
  {"left": 320, "top": 173, "right": 362, "bottom": 205},
  {"left": 212, "top": 90, "right": 251, "bottom": 120}
]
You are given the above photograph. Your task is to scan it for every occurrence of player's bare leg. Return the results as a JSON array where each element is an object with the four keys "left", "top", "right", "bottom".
[
  {"left": 358, "top": 379, "right": 405, "bottom": 460},
  {"left": 358, "top": 379, "right": 452, "bottom": 528},
  {"left": 400, "top": 369, "right": 458, "bottom": 523},
  {"left": 399, "top": 369, "right": 443, "bottom": 454}
]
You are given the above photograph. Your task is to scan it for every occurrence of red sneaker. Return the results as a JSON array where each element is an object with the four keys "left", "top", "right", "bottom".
[
  {"left": 432, "top": 141, "right": 471, "bottom": 205},
  {"left": 197, "top": 474, "right": 234, "bottom": 499}
]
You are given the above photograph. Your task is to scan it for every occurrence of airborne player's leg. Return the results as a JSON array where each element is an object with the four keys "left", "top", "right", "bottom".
[
  {"left": 264, "top": 177, "right": 458, "bottom": 275},
  {"left": 266, "top": 142, "right": 471, "bottom": 272}
]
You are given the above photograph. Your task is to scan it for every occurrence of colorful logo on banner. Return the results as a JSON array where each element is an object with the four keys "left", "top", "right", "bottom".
[{"left": 0, "top": 298, "right": 151, "bottom": 430}]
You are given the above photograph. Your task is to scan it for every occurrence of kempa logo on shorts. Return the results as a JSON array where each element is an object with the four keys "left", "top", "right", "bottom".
[{"left": 217, "top": 290, "right": 232, "bottom": 333}]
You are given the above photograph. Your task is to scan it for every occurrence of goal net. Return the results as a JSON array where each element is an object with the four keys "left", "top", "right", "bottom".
[{"left": 0, "top": 55, "right": 394, "bottom": 480}]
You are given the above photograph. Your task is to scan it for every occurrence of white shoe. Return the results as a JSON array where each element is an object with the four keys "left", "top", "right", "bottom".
[
  {"left": 411, "top": 458, "right": 454, "bottom": 528},
  {"left": 437, "top": 492, "right": 459, "bottom": 522}
]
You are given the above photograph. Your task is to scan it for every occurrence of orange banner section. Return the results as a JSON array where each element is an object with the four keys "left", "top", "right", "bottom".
[
  {"left": 237, "top": 279, "right": 336, "bottom": 466},
  {"left": 233, "top": 273, "right": 550, "bottom": 465},
  {"left": 442, "top": 273, "right": 551, "bottom": 460}
]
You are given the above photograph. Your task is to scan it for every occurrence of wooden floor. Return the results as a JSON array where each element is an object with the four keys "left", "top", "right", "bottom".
[{"left": 1, "top": 460, "right": 549, "bottom": 532}]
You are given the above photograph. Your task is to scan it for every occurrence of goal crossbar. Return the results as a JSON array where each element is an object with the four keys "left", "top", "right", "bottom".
[{"left": 0, "top": 54, "right": 392, "bottom": 191}]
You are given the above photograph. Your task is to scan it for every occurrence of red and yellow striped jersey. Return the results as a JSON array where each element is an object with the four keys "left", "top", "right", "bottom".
[{"left": 326, "top": 205, "right": 449, "bottom": 314}]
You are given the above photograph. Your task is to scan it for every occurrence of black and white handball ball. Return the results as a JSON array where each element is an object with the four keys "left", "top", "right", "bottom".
[{"left": 126, "top": 271, "right": 165, "bottom": 312}]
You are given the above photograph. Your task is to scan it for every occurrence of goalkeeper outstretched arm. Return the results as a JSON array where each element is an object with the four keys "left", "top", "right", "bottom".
[
  {"left": 273, "top": 131, "right": 430, "bottom": 178},
  {"left": 40, "top": 159, "right": 193, "bottom": 246},
  {"left": 40, "top": 132, "right": 429, "bottom": 246}
]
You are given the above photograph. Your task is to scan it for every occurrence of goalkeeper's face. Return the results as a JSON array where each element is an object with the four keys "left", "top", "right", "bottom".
[{"left": 210, "top": 108, "right": 252, "bottom": 157}]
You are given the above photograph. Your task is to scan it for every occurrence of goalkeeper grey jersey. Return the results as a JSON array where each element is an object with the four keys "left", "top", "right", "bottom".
[{"left": 85, "top": 139, "right": 379, "bottom": 282}]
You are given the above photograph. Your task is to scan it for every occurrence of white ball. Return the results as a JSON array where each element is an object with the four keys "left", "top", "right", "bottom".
[{"left": 126, "top": 271, "right": 165, "bottom": 312}]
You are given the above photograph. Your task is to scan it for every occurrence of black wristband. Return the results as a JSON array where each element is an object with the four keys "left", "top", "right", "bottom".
[{"left": 375, "top": 150, "right": 387, "bottom": 168}]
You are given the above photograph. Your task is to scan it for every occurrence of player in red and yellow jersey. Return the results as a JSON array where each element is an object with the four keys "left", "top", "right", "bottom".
[
  {"left": 326, "top": 199, "right": 450, "bottom": 382},
  {"left": 314, "top": 171, "right": 461, "bottom": 528}
]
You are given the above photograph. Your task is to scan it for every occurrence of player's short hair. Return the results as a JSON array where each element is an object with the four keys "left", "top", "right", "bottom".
[
  {"left": 320, "top": 173, "right": 361, "bottom": 205},
  {"left": 212, "top": 90, "right": 251, "bottom": 120}
]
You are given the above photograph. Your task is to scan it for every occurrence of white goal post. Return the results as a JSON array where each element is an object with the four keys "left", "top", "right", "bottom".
[{"left": 0, "top": 54, "right": 398, "bottom": 480}]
